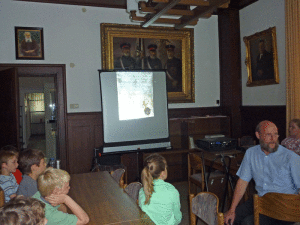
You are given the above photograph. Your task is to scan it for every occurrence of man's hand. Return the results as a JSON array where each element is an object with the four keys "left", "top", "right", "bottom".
[
  {"left": 45, "top": 194, "right": 67, "bottom": 207},
  {"left": 224, "top": 208, "right": 235, "bottom": 225}
]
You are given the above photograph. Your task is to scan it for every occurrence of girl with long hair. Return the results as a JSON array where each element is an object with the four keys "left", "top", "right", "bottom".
[{"left": 139, "top": 153, "right": 182, "bottom": 225}]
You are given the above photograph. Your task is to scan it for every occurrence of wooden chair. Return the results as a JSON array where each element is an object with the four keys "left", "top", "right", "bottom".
[
  {"left": 123, "top": 182, "right": 143, "bottom": 203},
  {"left": 254, "top": 193, "right": 300, "bottom": 225},
  {"left": 188, "top": 153, "right": 224, "bottom": 195},
  {"left": 0, "top": 186, "right": 4, "bottom": 207},
  {"left": 190, "top": 192, "right": 223, "bottom": 225},
  {"left": 238, "top": 136, "right": 256, "bottom": 151},
  {"left": 110, "top": 168, "right": 126, "bottom": 188}
]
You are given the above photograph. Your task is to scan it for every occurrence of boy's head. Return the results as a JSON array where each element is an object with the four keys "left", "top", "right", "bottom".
[
  {"left": 0, "top": 151, "right": 18, "bottom": 174},
  {"left": 18, "top": 149, "right": 46, "bottom": 176},
  {"left": 1, "top": 145, "right": 18, "bottom": 153},
  {"left": 0, "top": 195, "right": 47, "bottom": 225},
  {"left": 37, "top": 168, "right": 70, "bottom": 197}
]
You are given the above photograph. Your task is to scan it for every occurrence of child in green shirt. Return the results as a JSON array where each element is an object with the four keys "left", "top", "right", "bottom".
[{"left": 139, "top": 153, "right": 182, "bottom": 225}]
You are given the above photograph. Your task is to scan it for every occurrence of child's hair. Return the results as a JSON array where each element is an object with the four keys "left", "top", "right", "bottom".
[
  {"left": 37, "top": 167, "right": 70, "bottom": 197},
  {"left": 0, "top": 145, "right": 18, "bottom": 153},
  {"left": 18, "top": 149, "right": 45, "bottom": 175},
  {"left": 290, "top": 119, "right": 300, "bottom": 129},
  {"left": 0, "top": 195, "right": 46, "bottom": 225},
  {"left": 141, "top": 153, "right": 167, "bottom": 205},
  {"left": 0, "top": 151, "right": 18, "bottom": 173}
]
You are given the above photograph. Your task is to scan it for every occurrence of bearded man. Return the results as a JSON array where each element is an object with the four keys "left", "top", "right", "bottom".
[
  {"left": 224, "top": 120, "right": 300, "bottom": 225},
  {"left": 20, "top": 32, "right": 39, "bottom": 56}
]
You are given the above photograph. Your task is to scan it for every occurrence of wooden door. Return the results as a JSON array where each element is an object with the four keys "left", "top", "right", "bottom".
[{"left": 0, "top": 68, "right": 20, "bottom": 149}]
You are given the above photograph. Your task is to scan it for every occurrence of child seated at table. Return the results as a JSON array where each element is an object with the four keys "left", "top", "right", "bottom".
[
  {"left": 1, "top": 145, "right": 22, "bottom": 184},
  {"left": 0, "top": 150, "right": 19, "bottom": 203},
  {"left": 17, "top": 149, "right": 47, "bottom": 197},
  {"left": 0, "top": 195, "right": 48, "bottom": 225},
  {"left": 139, "top": 153, "right": 182, "bottom": 225},
  {"left": 32, "top": 167, "right": 89, "bottom": 225}
]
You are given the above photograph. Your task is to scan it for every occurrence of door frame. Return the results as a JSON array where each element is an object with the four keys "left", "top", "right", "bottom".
[{"left": 0, "top": 64, "right": 68, "bottom": 171}]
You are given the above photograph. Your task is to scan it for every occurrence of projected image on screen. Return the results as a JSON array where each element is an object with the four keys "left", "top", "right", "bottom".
[{"left": 117, "top": 71, "right": 154, "bottom": 121}]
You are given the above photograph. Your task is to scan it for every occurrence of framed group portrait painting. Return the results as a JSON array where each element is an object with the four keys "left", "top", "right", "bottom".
[
  {"left": 15, "top": 26, "right": 44, "bottom": 60},
  {"left": 243, "top": 27, "right": 279, "bottom": 87},
  {"left": 100, "top": 23, "right": 195, "bottom": 103}
]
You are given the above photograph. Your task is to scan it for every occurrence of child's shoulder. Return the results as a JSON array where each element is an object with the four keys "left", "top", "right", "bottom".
[{"left": 0, "top": 173, "right": 14, "bottom": 181}]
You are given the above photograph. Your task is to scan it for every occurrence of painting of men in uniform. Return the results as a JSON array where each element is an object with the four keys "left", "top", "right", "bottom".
[
  {"left": 113, "top": 37, "right": 183, "bottom": 92},
  {"left": 165, "top": 44, "right": 182, "bottom": 92},
  {"left": 143, "top": 44, "right": 162, "bottom": 70},
  {"left": 114, "top": 42, "right": 138, "bottom": 70}
]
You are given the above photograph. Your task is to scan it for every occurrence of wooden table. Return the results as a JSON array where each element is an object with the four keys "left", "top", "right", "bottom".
[
  {"left": 199, "top": 149, "right": 244, "bottom": 176},
  {"left": 69, "top": 171, "right": 154, "bottom": 225},
  {"left": 194, "top": 148, "right": 244, "bottom": 211}
]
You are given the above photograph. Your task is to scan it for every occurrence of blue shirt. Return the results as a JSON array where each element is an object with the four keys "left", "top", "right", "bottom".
[
  {"left": 237, "top": 145, "right": 300, "bottom": 196},
  {"left": 139, "top": 179, "right": 182, "bottom": 225},
  {"left": 0, "top": 173, "right": 19, "bottom": 202}
]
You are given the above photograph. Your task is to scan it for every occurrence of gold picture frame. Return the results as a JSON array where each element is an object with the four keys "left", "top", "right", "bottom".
[
  {"left": 244, "top": 27, "right": 279, "bottom": 87},
  {"left": 100, "top": 23, "right": 195, "bottom": 103}
]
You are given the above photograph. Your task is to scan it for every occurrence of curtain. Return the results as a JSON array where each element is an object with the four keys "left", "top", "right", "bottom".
[{"left": 285, "top": 0, "right": 300, "bottom": 135}]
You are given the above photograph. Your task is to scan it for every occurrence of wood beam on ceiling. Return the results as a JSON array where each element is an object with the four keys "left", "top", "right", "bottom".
[
  {"left": 141, "top": 0, "right": 182, "bottom": 27},
  {"left": 151, "top": 0, "right": 210, "bottom": 6},
  {"left": 139, "top": 1, "right": 194, "bottom": 16},
  {"left": 130, "top": 11, "right": 198, "bottom": 25},
  {"left": 175, "top": 0, "right": 230, "bottom": 29}
]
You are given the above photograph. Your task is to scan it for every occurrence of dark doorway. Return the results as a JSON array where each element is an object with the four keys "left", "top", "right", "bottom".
[{"left": 0, "top": 64, "right": 67, "bottom": 170}]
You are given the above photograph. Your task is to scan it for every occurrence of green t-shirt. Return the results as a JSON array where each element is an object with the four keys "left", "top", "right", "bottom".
[
  {"left": 139, "top": 179, "right": 182, "bottom": 225},
  {"left": 32, "top": 191, "right": 78, "bottom": 225}
]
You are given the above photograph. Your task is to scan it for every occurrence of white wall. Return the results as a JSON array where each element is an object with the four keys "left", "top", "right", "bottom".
[
  {"left": 240, "top": 0, "right": 285, "bottom": 106},
  {"left": 0, "top": 0, "right": 220, "bottom": 112}
]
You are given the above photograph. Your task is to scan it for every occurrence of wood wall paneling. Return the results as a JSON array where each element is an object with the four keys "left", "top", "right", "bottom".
[{"left": 67, "top": 113, "right": 102, "bottom": 174}]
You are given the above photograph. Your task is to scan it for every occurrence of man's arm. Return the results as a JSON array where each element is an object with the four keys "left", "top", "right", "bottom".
[{"left": 224, "top": 178, "right": 249, "bottom": 225}]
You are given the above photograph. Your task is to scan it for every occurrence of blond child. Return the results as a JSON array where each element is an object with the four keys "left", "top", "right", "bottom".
[
  {"left": 0, "top": 151, "right": 19, "bottom": 202},
  {"left": 17, "top": 149, "right": 47, "bottom": 197},
  {"left": 139, "top": 153, "right": 182, "bottom": 225},
  {"left": 32, "top": 168, "right": 89, "bottom": 225},
  {"left": 0, "top": 195, "right": 48, "bottom": 225}
]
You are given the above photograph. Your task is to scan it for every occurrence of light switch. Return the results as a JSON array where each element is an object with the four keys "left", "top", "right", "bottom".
[{"left": 70, "top": 104, "right": 79, "bottom": 109}]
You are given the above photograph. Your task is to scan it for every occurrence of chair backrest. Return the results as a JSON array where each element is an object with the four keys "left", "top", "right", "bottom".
[
  {"left": 124, "top": 182, "right": 143, "bottom": 202},
  {"left": 0, "top": 186, "right": 5, "bottom": 207},
  {"left": 110, "top": 168, "right": 126, "bottom": 188},
  {"left": 189, "top": 192, "right": 220, "bottom": 225},
  {"left": 238, "top": 136, "right": 256, "bottom": 147},
  {"left": 254, "top": 193, "right": 300, "bottom": 225},
  {"left": 188, "top": 153, "right": 205, "bottom": 190}
]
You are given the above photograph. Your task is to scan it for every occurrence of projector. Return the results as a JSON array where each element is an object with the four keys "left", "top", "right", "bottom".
[{"left": 196, "top": 137, "right": 237, "bottom": 152}]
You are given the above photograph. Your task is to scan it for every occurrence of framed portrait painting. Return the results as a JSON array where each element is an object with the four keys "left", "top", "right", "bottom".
[
  {"left": 15, "top": 27, "right": 44, "bottom": 60},
  {"left": 100, "top": 23, "right": 195, "bottom": 103},
  {"left": 244, "top": 27, "right": 279, "bottom": 87}
]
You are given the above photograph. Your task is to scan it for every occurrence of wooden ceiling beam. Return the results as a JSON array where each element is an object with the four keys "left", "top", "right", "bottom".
[
  {"left": 141, "top": 0, "right": 181, "bottom": 28},
  {"left": 151, "top": 0, "right": 210, "bottom": 6},
  {"left": 175, "top": 0, "right": 230, "bottom": 29},
  {"left": 130, "top": 11, "right": 198, "bottom": 25},
  {"left": 139, "top": 1, "right": 194, "bottom": 15}
]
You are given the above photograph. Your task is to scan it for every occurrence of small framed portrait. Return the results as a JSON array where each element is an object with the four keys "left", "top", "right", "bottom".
[
  {"left": 101, "top": 23, "right": 195, "bottom": 103},
  {"left": 15, "top": 27, "right": 44, "bottom": 60},
  {"left": 244, "top": 27, "right": 279, "bottom": 87}
]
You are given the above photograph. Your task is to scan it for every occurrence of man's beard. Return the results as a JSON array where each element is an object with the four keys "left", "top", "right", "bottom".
[{"left": 260, "top": 139, "right": 279, "bottom": 153}]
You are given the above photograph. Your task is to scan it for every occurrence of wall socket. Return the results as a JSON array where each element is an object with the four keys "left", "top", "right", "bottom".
[{"left": 70, "top": 104, "right": 79, "bottom": 109}]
